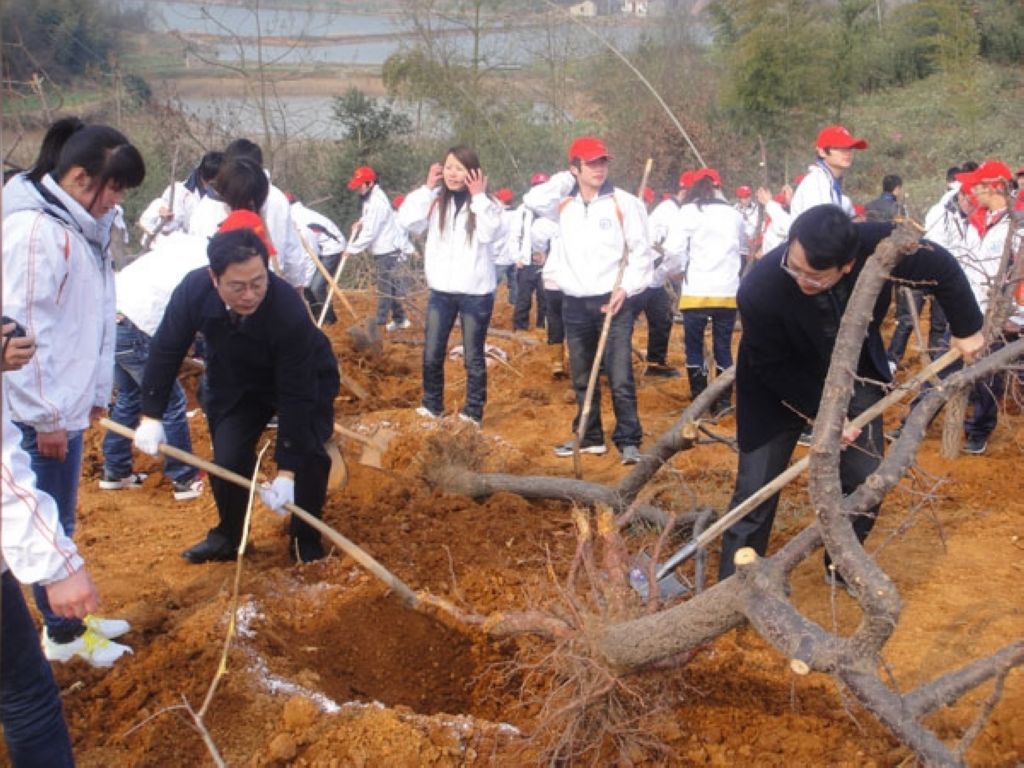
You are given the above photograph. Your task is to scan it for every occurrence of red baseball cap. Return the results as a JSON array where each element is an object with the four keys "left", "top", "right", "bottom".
[
  {"left": 391, "top": 194, "right": 405, "bottom": 209},
  {"left": 641, "top": 186, "right": 654, "bottom": 204},
  {"left": 217, "top": 209, "right": 277, "bottom": 256},
  {"left": 695, "top": 167, "right": 721, "bottom": 187},
  {"left": 678, "top": 170, "right": 696, "bottom": 189},
  {"left": 957, "top": 160, "right": 1013, "bottom": 190},
  {"left": 346, "top": 165, "right": 377, "bottom": 190},
  {"left": 568, "top": 136, "right": 612, "bottom": 163},
  {"left": 530, "top": 172, "right": 550, "bottom": 185},
  {"left": 735, "top": 185, "right": 752, "bottom": 198},
  {"left": 815, "top": 124, "right": 868, "bottom": 150},
  {"left": 495, "top": 187, "right": 514, "bottom": 204}
]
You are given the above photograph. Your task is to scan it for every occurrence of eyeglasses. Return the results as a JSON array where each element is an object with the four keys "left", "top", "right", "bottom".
[
  {"left": 219, "top": 276, "right": 267, "bottom": 296},
  {"left": 779, "top": 246, "right": 838, "bottom": 290}
]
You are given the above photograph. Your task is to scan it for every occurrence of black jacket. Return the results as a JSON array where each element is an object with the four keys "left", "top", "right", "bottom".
[
  {"left": 141, "top": 268, "right": 339, "bottom": 471},
  {"left": 735, "top": 223, "right": 982, "bottom": 451}
]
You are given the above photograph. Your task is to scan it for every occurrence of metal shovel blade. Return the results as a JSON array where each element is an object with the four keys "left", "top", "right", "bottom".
[{"left": 628, "top": 552, "right": 690, "bottom": 602}]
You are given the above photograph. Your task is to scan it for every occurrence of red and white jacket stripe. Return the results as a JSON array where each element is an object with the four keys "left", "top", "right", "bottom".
[{"left": 1, "top": 402, "right": 82, "bottom": 583}]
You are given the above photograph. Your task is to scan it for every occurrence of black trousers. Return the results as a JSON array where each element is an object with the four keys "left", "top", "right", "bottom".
[
  {"left": 208, "top": 394, "right": 330, "bottom": 549},
  {"left": 544, "top": 287, "right": 565, "bottom": 344},
  {"left": 719, "top": 382, "right": 884, "bottom": 580},
  {"left": 632, "top": 285, "right": 674, "bottom": 365},
  {"left": 513, "top": 264, "right": 546, "bottom": 330}
]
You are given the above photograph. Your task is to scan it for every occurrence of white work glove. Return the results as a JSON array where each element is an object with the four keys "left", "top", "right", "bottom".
[
  {"left": 133, "top": 418, "right": 166, "bottom": 456},
  {"left": 259, "top": 475, "right": 295, "bottom": 516}
]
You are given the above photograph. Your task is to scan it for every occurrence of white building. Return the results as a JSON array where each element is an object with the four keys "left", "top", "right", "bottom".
[{"left": 569, "top": 1, "right": 598, "bottom": 16}]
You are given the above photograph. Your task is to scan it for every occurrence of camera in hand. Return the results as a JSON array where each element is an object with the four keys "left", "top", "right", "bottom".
[{"left": 1, "top": 315, "right": 27, "bottom": 338}]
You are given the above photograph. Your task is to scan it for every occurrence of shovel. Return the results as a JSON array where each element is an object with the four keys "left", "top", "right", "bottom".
[
  {"left": 633, "top": 348, "right": 961, "bottom": 599},
  {"left": 99, "top": 417, "right": 418, "bottom": 606},
  {"left": 333, "top": 421, "right": 397, "bottom": 469}
]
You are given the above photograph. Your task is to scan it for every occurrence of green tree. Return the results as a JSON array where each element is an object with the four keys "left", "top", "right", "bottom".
[{"left": 332, "top": 88, "right": 413, "bottom": 156}]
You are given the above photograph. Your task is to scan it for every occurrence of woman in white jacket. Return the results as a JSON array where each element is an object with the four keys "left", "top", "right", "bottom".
[
  {"left": 663, "top": 173, "right": 748, "bottom": 415},
  {"left": 3, "top": 124, "right": 143, "bottom": 665},
  {"left": 398, "top": 146, "right": 503, "bottom": 425}
]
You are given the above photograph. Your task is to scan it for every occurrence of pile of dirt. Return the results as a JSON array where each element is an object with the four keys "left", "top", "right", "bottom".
[{"left": 8, "top": 294, "right": 1021, "bottom": 766}]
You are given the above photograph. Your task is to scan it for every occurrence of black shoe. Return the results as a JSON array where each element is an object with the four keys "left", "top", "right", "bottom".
[
  {"left": 885, "top": 425, "right": 903, "bottom": 442},
  {"left": 291, "top": 536, "right": 325, "bottom": 564},
  {"left": 181, "top": 532, "right": 236, "bottom": 564},
  {"left": 645, "top": 363, "right": 680, "bottom": 378},
  {"left": 963, "top": 435, "right": 988, "bottom": 455}
]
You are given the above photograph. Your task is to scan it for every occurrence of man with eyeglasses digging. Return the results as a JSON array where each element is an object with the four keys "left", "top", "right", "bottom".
[
  {"left": 717, "top": 204, "right": 985, "bottom": 590},
  {"left": 134, "top": 215, "right": 340, "bottom": 564}
]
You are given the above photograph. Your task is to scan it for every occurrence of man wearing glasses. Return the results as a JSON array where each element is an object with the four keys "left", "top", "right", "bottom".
[
  {"left": 718, "top": 204, "right": 985, "bottom": 588},
  {"left": 135, "top": 222, "right": 340, "bottom": 564}
]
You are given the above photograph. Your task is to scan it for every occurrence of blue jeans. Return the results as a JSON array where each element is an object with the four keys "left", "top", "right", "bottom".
[
  {"left": 102, "top": 319, "right": 195, "bottom": 485},
  {"left": 374, "top": 252, "right": 408, "bottom": 325},
  {"left": 495, "top": 263, "right": 518, "bottom": 306},
  {"left": 15, "top": 424, "right": 85, "bottom": 642},
  {"left": 422, "top": 290, "right": 494, "bottom": 421},
  {"left": 682, "top": 307, "right": 737, "bottom": 371},
  {"left": 563, "top": 294, "right": 642, "bottom": 448},
  {"left": 1, "top": 572, "right": 75, "bottom": 767}
]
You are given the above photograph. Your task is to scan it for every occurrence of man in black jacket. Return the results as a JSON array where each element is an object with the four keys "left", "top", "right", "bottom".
[
  {"left": 135, "top": 226, "right": 340, "bottom": 563},
  {"left": 719, "top": 205, "right": 985, "bottom": 583}
]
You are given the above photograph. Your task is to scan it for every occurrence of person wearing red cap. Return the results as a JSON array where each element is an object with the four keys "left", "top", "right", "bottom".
[
  {"left": 135, "top": 227, "right": 340, "bottom": 563},
  {"left": 492, "top": 187, "right": 520, "bottom": 309},
  {"left": 954, "top": 160, "right": 1023, "bottom": 454},
  {"left": 523, "top": 136, "right": 652, "bottom": 464},
  {"left": 662, "top": 172, "right": 749, "bottom": 414},
  {"left": 733, "top": 185, "right": 758, "bottom": 244},
  {"left": 789, "top": 124, "right": 867, "bottom": 221},
  {"left": 343, "top": 165, "right": 410, "bottom": 331},
  {"left": 397, "top": 145, "right": 504, "bottom": 426}
]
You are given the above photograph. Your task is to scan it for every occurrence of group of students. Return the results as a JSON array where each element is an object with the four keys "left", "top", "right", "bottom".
[{"left": 0, "top": 116, "right": 1018, "bottom": 765}]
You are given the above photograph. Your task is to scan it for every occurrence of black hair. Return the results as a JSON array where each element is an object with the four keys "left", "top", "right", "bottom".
[
  {"left": 207, "top": 227, "right": 269, "bottom": 277},
  {"left": 945, "top": 166, "right": 961, "bottom": 183},
  {"left": 214, "top": 157, "right": 269, "bottom": 212},
  {"left": 882, "top": 174, "right": 902, "bottom": 193},
  {"left": 682, "top": 175, "right": 717, "bottom": 208},
  {"left": 788, "top": 205, "right": 860, "bottom": 270},
  {"left": 223, "top": 138, "right": 263, "bottom": 168},
  {"left": 198, "top": 151, "right": 224, "bottom": 182},
  {"left": 28, "top": 117, "right": 85, "bottom": 183},
  {"left": 54, "top": 125, "right": 146, "bottom": 195},
  {"left": 435, "top": 145, "right": 480, "bottom": 244},
  {"left": 960, "top": 161, "right": 979, "bottom": 173}
]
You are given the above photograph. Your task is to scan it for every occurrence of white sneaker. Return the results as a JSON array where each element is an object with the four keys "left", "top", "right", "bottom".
[
  {"left": 457, "top": 412, "right": 481, "bottom": 428},
  {"left": 98, "top": 471, "right": 148, "bottom": 490},
  {"left": 386, "top": 319, "right": 412, "bottom": 332},
  {"left": 84, "top": 614, "right": 131, "bottom": 639},
  {"left": 42, "top": 628, "right": 132, "bottom": 668},
  {"left": 172, "top": 477, "right": 204, "bottom": 501},
  {"left": 415, "top": 406, "right": 440, "bottom": 419}
]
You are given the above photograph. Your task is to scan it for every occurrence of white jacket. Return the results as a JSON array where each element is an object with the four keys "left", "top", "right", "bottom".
[
  {"left": 346, "top": 184, "right": 403, "bottom": 257},
  {"left": 116, "top": 232, "right": 211, "bottom": 336},
  {"left": 960, "top": 209, "right": 1024, "bottom": 326},
  {"left": 3, "top": 175, "right": 116, "bottom": 432},
  {"left": 662, "top": 200, "right": 747, "bottom": 308},
  {"left": 761, "top": 200, "right": 791, "bottom": 254},
  {"left": 923, "top": 186, "right": 971, "bottom": 258},
  {"left": 789, "top": 161, "right": 853, "bottom": 221},
  {"left": 494, "top": 207, "right": 519, "bottom": 267},
  {"left": 187, "top": 176, "right": 313, "bottom": 288},
  {"left": 398, "top": 185, "right": 504, "bottom": 294},
  {"left": 523, "top": 171, "right": 652, "bottom": 298},
  {"left": 1, "top": 401, "right": 83, "bottom": 583},
  {"left": 290, "top": 201, "right": 346, "bottom": 261},
  {"left": 138, "top": 181, "right": 200, "bottom": 240}
]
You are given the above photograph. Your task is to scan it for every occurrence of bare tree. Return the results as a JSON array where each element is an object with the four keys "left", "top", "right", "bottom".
[{"left": 414, "top": 226, "right": 1024, "bottom": 766}]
